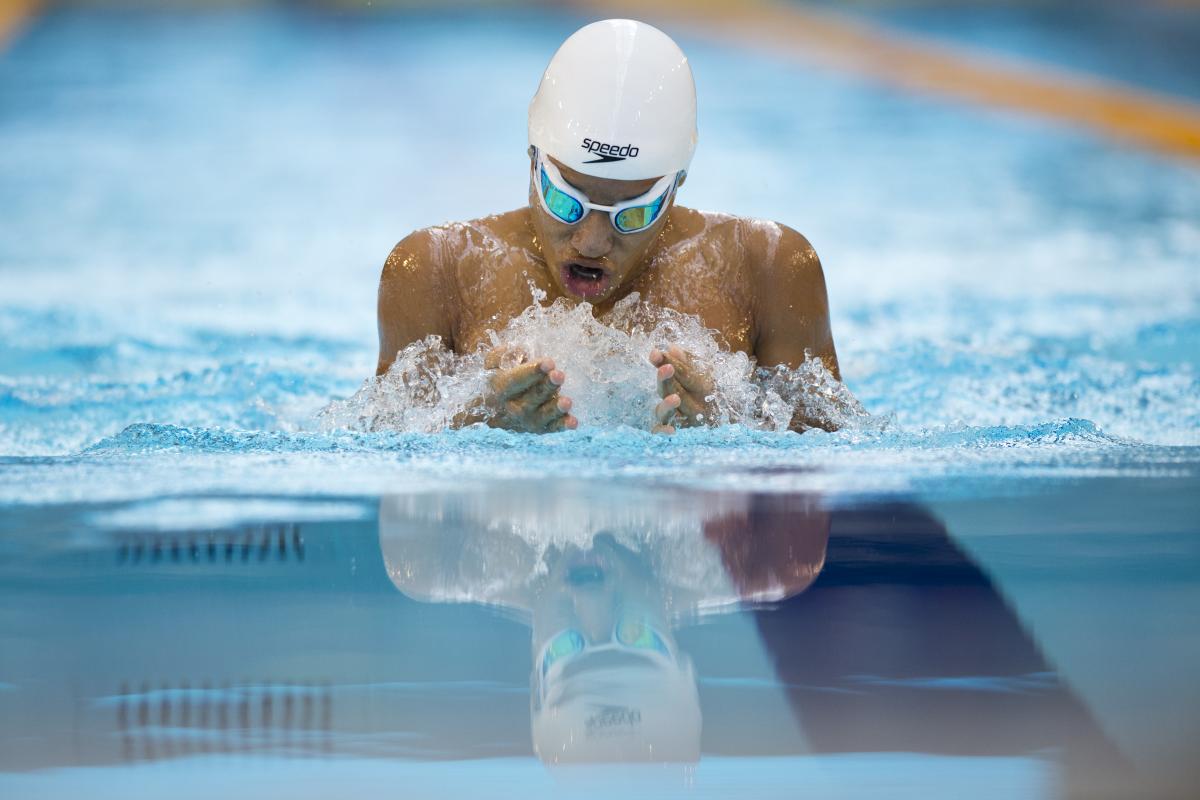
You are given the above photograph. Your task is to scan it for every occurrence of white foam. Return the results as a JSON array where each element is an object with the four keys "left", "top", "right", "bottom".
[{"left": 320, "top": 293, "right": 869, "bottom": 434}]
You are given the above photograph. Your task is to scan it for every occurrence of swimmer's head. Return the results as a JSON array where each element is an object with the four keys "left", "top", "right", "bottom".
[
  {"left": 530, "top": 535, "right": 701, "bottom": 764},
  {"left": 528, "top": 19, "right": 697, "bottom": 181},
  {"left": 531, "top": 645, "right": 702, "bottom": 765},
  {"left": 526, "top": 19, "right": 697, "bottom": 304}
]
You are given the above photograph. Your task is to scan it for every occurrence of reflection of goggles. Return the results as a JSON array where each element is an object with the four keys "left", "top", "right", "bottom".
[
  {"left": 531, "top": 146, "right": 683, "bottom": 234},
  {"left": 536, "top": 618, "right": 675, "bottom": 700}
]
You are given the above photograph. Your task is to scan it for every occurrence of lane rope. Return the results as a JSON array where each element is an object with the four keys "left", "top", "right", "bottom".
[
  {"left": 577, "top": 0, "right": 1200, "bottom": 160},
  {"left": 0, "top": 0, "right": 38, "bottom": 51}
]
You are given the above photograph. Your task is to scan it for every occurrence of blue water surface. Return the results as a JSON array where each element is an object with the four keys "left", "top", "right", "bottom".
[{"left": 0, "top": 4, "right": 1198, "bottom": 505}]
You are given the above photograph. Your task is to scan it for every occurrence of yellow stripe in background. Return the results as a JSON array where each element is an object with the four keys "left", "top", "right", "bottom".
[
  {"left": 0, "top": 0, "right": 38, "bottom": 51},
  {"left": 578, "top": 0, "right": 1200, "bottom": 161}
]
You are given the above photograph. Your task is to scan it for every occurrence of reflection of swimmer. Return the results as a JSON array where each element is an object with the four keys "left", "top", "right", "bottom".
[
  {"left": 378, "top": 483, "right": 831, "bottom": 764},
  {"left": 375, "top": 19, "right": 847, "bottom": 434},
  {"left": 376, "top": 488, "right": 1124, "bottom": 789},
  {"left": 528, "top": 534, "right": 701, "bottom": 764}
]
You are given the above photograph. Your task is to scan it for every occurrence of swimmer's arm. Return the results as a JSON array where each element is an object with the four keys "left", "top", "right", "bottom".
[
  {"left": 376, "top": 230, "right": 576, "bottom": 432},
  {"left": 754, "top": 224, "right": 844, "bottom": 430},
  {"left": 376, "top": 229, "right": 456, "bottom": 375},
  {"left": 754, "top": 224, "right": 839, "bottom": 377}
]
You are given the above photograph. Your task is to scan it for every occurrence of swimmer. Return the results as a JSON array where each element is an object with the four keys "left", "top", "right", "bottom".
[{"left": 376, "top": 19, "right": 841, "bottom": 434}]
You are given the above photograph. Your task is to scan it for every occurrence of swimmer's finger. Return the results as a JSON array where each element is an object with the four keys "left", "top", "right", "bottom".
[
  {"left": 651, "top": 422, "right": 676, "bottom": 435},
  {"left": 674, "top": 391, "right": 708, "bottom": 427},
  {"left": 664, "top": 345, "right": 715, "bottom": 397},
  {"left": 546, "top": 412, "right": 578, "bottom": 433},
  {"left": 658, "top": 371, "right": 705, "bottom": 425},
  {"left": 656, "top": 363, "right": 684, "bottom": 399},
  {"left": 490, "top": 359, "right": 554, "bottom": 399},
  {"left": 514, "top": 368, "right": 564, "bottom": 409},
  {"left": 490, "top": 362, "right": 542, "bottom": 398},
  {"left": 532, "top": 394, "right": 571, "bottom": 430},
  {"left": 654, "top": 394, "right": 681, "bottom": 426}
]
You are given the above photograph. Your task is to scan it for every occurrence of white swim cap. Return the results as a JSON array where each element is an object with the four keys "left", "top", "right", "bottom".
[
  {"left": 532, "top": 648, "right": 701, "bottom": 764},
  {"left": 529, "top": 19, "right": 698, "bottom": 180}
]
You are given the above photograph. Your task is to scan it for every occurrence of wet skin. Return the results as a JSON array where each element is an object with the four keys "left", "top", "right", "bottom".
[{"left": 376, "top": 153, "right": 840, "bottom": 433}]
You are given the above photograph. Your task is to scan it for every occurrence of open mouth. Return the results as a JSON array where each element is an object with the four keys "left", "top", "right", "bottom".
[{"left": 560, "top": 260, "right": 612, "bottom": 299}]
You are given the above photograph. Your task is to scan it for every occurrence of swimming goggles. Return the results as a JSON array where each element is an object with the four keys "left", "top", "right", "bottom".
[
  {"left": 536, "top": 617, "right": 676, "bottom": 696},
  {"left": 531, "top": 146, "right": 683, "bottom": 234}
]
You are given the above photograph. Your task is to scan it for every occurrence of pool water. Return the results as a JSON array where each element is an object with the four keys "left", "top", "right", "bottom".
[
  {"left": 3, "top": 479, "right": 1197, "bottom": 798},
  {"left": 1, "top": 4, "right": 1198, "bottom": 798}
]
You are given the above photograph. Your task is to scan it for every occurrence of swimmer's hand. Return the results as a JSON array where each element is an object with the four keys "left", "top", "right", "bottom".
[
  {"left": 649, "top": 345, "right": 716, "bottom": 434},
  {"left": 472, "top": 347, "right": 578, "bottom": 433}
]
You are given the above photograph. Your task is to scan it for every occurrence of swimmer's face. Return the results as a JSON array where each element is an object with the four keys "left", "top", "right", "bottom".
[
  {"left": 531, "top": 533, "right": 671, "bottom": 656},
  {"left": 528, "top": 153, "right": 682, "bottom": 304}
]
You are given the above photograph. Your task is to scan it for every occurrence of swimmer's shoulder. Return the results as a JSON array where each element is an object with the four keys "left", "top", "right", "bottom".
[
  {"left": 663, "top": 207, "right": 818, "bottom": 276},
  {"left": 467, "top": 208, "right": 539, "bottom": 253},
  {"left": 683, "top": 213, "right": 821, "bottom": 290},
  {"left": 657, "top": 206, "right": 736, "bottom": 267},
  {"left": 381, "top": 225, "right": 450, "bottom": 285},
  {"left": 663, "top": 205, "right": 737, "bottom": 242},
  {"left": 739, "top": 216, "right": 836, "bottom": 373},
  {"left": 664, "top": 206, "right": 773, "bottom": 248},
  {"left": 383, "top": 210, "right": 532, "bottom": 283},
  {"left": 377, "top": 223, "right": 475, "bottom": 369}
]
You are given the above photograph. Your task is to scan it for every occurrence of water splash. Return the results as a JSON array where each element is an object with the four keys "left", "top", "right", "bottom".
[
  {"left": 378, "top": 485, "right": 748, "bottom": 613},
  {"left": 320, "top": 294, "right": 870, "bottom": 434},
  {"left": 318, "top": 338, "right": 488, "bottom": 433}
]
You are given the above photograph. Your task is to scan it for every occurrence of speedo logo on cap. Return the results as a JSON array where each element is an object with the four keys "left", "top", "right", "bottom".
[
  {"left": 584, "top": 704, "right": 641, "bottom": 738},
  {"left": 581, "top": 138, "right": 639, "bottom": 163}
]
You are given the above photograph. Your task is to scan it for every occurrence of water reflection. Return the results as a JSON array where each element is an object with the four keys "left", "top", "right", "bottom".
[
  {"left": 377, "top": 483, "right": 1130, "bottom": 792},
  {"left": 379, "top": 485, "right": 830, "bottom": 765},
  {"left": 0, "top": 485, "right": 1147, "bottom": 796}
]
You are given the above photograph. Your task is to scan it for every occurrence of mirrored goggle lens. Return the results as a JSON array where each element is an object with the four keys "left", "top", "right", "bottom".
[
  {"left": 541, "top": 629, "right": 586, "bottom": 678},
  {"left": 615, "top": 618, "right": 670, "bottom": 657},
  {"left": 540, "top": 167, "right": 584, "bottom": 224},
  {"left": 614, "top": 192, "right": 668, "bottom": 233}
]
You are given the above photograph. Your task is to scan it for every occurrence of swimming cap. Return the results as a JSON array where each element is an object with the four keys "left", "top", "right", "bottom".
[
  {"left": 529, "top": 19, "right": 698, "bottom": 181},
  {"left": 532, "top": 648, "right": 701, "bottom": 764}
]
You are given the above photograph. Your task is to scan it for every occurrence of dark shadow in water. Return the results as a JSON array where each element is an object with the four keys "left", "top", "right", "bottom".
[{"left": 729, "top": 498, "right": 1128, "bottom": 792}]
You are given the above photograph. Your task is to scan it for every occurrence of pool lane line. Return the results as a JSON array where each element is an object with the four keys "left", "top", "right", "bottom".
[
  {"left": 0, "top": 0, "right": 39, "bottom": 51},
  {"left": 576, "top": 0, "right": 1200, "bottom": 162}
]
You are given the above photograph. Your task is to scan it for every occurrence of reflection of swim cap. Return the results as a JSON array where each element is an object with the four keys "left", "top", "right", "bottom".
[
  {"left": 532, "top": 648, "right": 701, "bottom": 764},
  {"left": 528, "top": 19, "right": 698, "bottom": 180}
]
